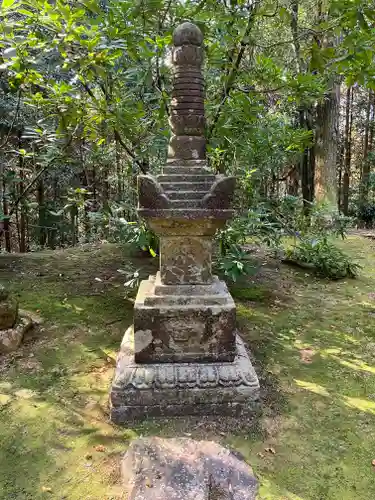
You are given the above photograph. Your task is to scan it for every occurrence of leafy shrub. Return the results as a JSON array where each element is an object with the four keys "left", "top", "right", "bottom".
[
  {"left": 214, "top": 244, "right": 258, "bottom": 283},
  {"left": 216, "top": 209, "right": 283, "bottom": 257},
  {"left": 267, "top": 197, "right": 352, "bottom": 240},
  {"left": 357, "top": 203, "right": 375, "bottom": 229},
  {"left": 116, "top": 218, "right": 159, "bottom": 257},
  {"left": 286, "top": 238, "right": 361, "bottom": 279},
  {"left": 214, "top": 198, "right": 353, "bottom": 282}
]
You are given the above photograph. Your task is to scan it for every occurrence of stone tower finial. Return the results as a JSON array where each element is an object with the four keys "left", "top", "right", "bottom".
[
  {"left": 168, "top": 21, "right": 206, "bottom": 161},
  {"left": 173, "top": 22, "right": 203, "bottom": 47}
]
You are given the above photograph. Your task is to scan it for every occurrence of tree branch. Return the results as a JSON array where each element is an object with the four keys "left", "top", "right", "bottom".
[
  {"left": 113, "top": 129, "right": 148, "bottom": 174},
  {"left": 80, "top": 81, "right": 148, "bottom": 174},
  {"left": 0, "top": 89, "right": 22, "bottom": 150},
  {"left": 208, "top": 3, "right": 259, "bottom": 138}
]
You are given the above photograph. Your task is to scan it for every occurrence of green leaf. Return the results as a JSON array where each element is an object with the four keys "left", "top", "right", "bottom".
[
  {"left": 18, "top": 8, "right": 34, "bottom": 16},
  {"left": 2, "top": 0, "right": 17, "bottom": 9}
]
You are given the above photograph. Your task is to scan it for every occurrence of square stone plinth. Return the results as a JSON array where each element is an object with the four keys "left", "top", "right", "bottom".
[
  {"left": 110, "top": 327, "right": 260, "bottom": 423},
  {"left": 133, "top": 274, "right": 237, "bottom": 363}
]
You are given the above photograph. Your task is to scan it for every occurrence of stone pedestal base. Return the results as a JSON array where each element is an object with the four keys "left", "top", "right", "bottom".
[
  {"left": 110, "top": 327, "right": 260, "bottom": 423},
  {"left": 133, "top": 274, "right": 238, "bottom": 363}
]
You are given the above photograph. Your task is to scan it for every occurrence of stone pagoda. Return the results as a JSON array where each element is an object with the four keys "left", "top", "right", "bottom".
[{"left": 110, "top": 22, "right": 259, "bottom": 422}]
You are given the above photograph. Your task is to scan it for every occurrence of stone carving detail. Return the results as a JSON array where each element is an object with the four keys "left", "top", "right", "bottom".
[
  {"left": 113, "top": 336, "right": 258, "bottom": 392},
  {"left": 138, "top": 175, "right": 169, "bottom": 209},
  {"left": 201, "top": 176, "right": 236, "bottom": 209},
  {"left": 115, "top": 362, "right": 257, "bottom": 391},
  {"left": 168, "top": 22, "right": 206, "bottom": 159}
]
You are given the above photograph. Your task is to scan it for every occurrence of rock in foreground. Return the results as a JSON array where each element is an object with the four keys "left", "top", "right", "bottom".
[
  {"left": 0, "top": 315, "right": 33, "bottom": 353},
  {"left": 0, "top": 284, "right": 35, "bottom": 353},
  {"left": 121, "top": 437, "right": 258, "bottom": 500}
]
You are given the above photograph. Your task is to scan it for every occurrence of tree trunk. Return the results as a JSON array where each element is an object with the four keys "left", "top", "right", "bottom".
[
  {"left": 1, "top": 148, "right": 10, "bottom": 251},
  {"left": 337, "top": 145, "right": 343, "bottom": 211},
  {"left": 290, "top": 0, "right": 314, "bottom": 208},
  {"left": 370, "top": 91, "right": 375, "bottom": 152},
  {"left": 287, "top": 166, "right": 299, "bottom": 196},
  {"left": 116, "top": 136, "right": 122, "bottom": 200},
  {"left": 18, "top": 133, "right": 27, "bottom": 252},
  {"left": 342, "top": 86, "right": 352, "bottom": 215},
  {"left": 300, "top": 109, "right": 314, "bottom": 209},
  {"left": 314, "top": 82, "right": 340, "bottom": 207},
  {"left": 2, "top": 182, "right": 11, "bottom": 252},
  {"left": 360, "top": 89, "right": 372, "bottom": 206},
  {"left": 37, "top": 178, "right": 47, "bottom": 247}
]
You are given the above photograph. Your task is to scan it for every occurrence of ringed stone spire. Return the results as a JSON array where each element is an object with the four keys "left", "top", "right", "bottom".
[
  {"left": 110, "top": 22, "right": 260, "bottom": 421},
  {"left": 169, "top": 22, "right": 206, "bottom": 161}
]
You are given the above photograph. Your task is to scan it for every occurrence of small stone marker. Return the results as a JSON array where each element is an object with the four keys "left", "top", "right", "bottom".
[
  {"left": 121, "top": 437, "right": 258, "bottom": 500},
  {"left": 0, "top": 284, "right": 34, "bottom": 353},
  {"left": 110, "top": 22, "right": 259, "bottom": 421}
]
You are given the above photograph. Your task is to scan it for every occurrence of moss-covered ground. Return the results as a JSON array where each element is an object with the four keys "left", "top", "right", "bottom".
[{"left": 1, "top": 235, "right": 375, "bottom": 499}]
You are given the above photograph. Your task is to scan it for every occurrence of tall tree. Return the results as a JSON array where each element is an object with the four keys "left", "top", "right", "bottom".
[{"left": 342, "top": 85, "right": 353, "bottom": 215}]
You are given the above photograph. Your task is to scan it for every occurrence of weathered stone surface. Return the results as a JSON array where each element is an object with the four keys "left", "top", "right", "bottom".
[
  {"left": 169, "top": 114, "right": 205, "bottom": 136},
  {"left": 147, "top": 217, "right": 227, "bottom": 237},
  {"left": 173, "top": 22, "right": 204, "bottom": 47},
  {"left": 172, "top": 45, "right": 203, "bottom": 66},
  {"left": 153, "top": 272, "right": 222, "bottom": 296},
  {"left": 138, "top": 175, "right": 169, "bottom": 209},
  {"left": 133, "top": 275, "right": 237, "bottom": 363},
  {"left": 121, "top": 437, "right": 258, "bottom": 500},
  {"left": 0, "top": 315, "right": 33, "bottom": 353},
  {"left": 201, "top": 176, "right": 236, "bottom": 209},
  {"left": 138, "top": 208, "right": 235, "bottom": 220},
  {"left": 171, "top": 96, "right": 205, "bottom": 106},
  {"left": 110, "top": 329, "right": 259, "bottom": 421},
  {"left": 167, "top": 21, "right": 206, "bottom": 166},
  {"left": 172, "top": 82, "right": 205, "bottom": 90},
  {"left": 168, "top": 135, "right": 206, "bottom": 161},
  {"left": 160, "top": 236, "right": 212, "bottom": 284},
  {"left": 0, "top": 284, "right": 9, "bottom": 301},
  {"left": 172, "top": 89, "right": 204, "bottom": 98},
  {"left": 0, "top": 297, "right": 18, "bottom": 330}
]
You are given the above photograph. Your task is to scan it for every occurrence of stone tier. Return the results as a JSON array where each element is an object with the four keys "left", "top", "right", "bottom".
[
  {"left": 160, "top": 181, "right": 210, "bottom": 191},
  {"left": 157, "top": 172, "right": 215, "bottom": 209},
  {"left": 110, "top": 327, "right": 260, "bottom": 422},
  {"left": 159, "top": 174, "right": 216, "bottom": 183},
  {"left": 132, "top": 274, "right": 237, "bottom": 363},
  {"left": 166, "top": 191, "right": 207, "bottom": 200},
  {"left": 138, "top": 208, "right": 234, "bottom": 220}
]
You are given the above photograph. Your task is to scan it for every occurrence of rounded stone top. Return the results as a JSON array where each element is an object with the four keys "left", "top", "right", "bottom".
[
  {"left": 0, "top": 283, "right": 9, "bottom": 301},
  {"left": 173, "top": 22, "right": 203, "bottom": 47}
]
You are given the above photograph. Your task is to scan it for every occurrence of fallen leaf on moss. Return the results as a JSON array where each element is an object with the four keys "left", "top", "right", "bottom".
[
  {"left": 265, "top": 447, "right": 276, "bottom": 454},
  {"left": 94, "top": 445, "right": 106, "bottom": 452}
]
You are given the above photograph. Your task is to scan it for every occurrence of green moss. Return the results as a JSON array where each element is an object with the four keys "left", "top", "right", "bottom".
[{"left": 230, "top": 284, "right": 270, "bottom": 302}]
